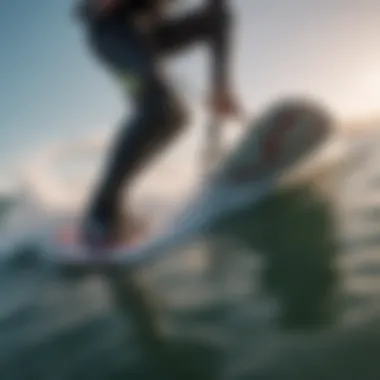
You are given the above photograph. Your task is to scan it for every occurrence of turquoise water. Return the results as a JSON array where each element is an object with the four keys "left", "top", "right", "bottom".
[{"left": 1, "top": 135, "right": 380, "bottom": 380}]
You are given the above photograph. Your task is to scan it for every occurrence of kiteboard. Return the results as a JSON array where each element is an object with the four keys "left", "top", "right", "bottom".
[{"left": 40, "top": 97, "right": 333, "bottom": 270}]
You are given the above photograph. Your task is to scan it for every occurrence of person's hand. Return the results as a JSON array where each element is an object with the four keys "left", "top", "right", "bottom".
[{"left": 208, "top": 85, "right": 242, "bottom": 120}]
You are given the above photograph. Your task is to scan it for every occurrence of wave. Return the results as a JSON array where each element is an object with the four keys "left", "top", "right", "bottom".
[{"left": 0, "top": 126, "right": 375, "bottom": 260}]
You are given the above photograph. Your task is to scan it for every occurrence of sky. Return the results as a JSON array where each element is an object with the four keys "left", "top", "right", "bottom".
[{"left": 1, "top": 0, "right": 380, "bottom": 194}]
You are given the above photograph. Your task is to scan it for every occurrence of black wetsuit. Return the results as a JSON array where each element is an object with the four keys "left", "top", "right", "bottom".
[{"left": 77, "top": 0, "right": 231, "bottom": 237}]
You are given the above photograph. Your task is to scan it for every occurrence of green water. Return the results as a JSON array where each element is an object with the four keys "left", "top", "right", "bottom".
[{"left": 1, "top": 153, "right": 380, "bottom": 380}]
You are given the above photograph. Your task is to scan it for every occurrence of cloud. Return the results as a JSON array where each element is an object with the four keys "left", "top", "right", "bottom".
[
  {"left": 12, "top": 123, "right": 208, "bottom": 211},
  {"left": 5, "top": 105, "right": 249, "bottom": 217},
  {"left": 13, "top": 131, "right": 110, "bottom": 210}
]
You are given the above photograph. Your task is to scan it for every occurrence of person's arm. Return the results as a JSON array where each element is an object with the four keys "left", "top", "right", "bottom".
[
  {"left": 208, "top": 0, "right": 240, "bottom": 119},
  {"left": 209, "top": 0, "right": 231, "bottom": 92}
]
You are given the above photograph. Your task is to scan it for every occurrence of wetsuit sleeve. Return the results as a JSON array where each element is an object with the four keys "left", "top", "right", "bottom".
[{"left": 209, "top": 0, "right": 232, "bottom": 90}]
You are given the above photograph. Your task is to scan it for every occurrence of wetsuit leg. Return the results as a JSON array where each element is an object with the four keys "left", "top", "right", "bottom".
[
  {"left": 85, "top": 7, "right": 231, "bottom": 234},
  {"left": 86, "top": 24, "right": 187, "bottom": 228}
]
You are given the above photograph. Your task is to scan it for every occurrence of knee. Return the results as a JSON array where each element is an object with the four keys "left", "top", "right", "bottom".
[
  {"left": 166, "top": 95, "right": 189, "bottom": 134},
  {"left": 139, "top": 82, "right": 189, "bottom": 136},
  {"left": 204, "top": 2, "right": 234, "bottom": 34}
]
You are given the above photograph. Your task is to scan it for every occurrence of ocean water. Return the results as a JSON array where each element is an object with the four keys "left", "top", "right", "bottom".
[{"left": 1, "top": 132, "right": 380, "bottom": 380}]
